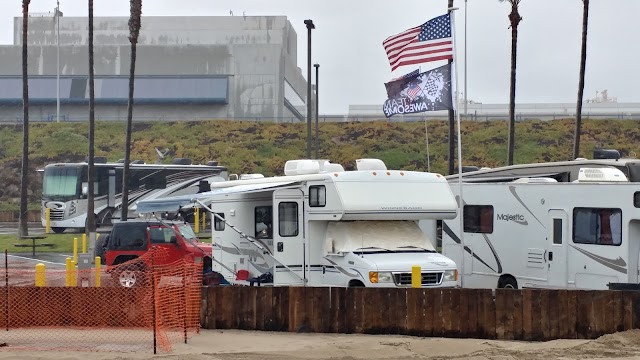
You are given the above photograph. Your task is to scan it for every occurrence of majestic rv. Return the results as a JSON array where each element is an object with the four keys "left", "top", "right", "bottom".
[
  {"left": 432, "top": 155, "right": 640, "bottom": 290},
  {"left": 136, "top": 158, "right": 461, "bottom": 288},
  {"left": 40, "top": 157, "right": 228, "bottom": 233}
]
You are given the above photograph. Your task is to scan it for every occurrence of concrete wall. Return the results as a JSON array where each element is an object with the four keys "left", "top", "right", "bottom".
[{"left": 2, "top": 15, "right": 309, "bottom": 122}]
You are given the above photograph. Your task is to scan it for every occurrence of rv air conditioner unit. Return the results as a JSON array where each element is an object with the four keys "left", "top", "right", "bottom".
[
  {"left": 324, "top": 163, "right": 345, "bottom": 172},
  {"left": 284, "top": 159, "right": 321, "bottom": 176},
  {"left": 576, "top": 167, "right": 628, "bottom": 182},
  {"left": 356, "top": 158, "right": 387, "bottom": 171}
]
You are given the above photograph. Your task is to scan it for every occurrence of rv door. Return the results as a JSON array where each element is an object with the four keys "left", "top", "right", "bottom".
[
  {"left": 547, "top": 209, "right": 569, "bottom": 288},
  {"left": 272, "top": 188, "right": 305, "bottom": 286}
]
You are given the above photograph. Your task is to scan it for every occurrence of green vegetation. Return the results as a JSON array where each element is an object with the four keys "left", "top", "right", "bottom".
[
  {"left": 0, "top": 233, "right": 78, "bottom": 253},
  {"left": 0, "top": 118, "right": 638, "bottom": 210}
]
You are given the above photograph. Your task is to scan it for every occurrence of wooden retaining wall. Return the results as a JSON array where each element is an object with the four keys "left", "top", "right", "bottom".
[{"left": 200, "top": 287, "right": 640, "bottom": 341}]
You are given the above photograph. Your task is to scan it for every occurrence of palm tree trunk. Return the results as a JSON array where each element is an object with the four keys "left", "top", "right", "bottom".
[
  {"left": 507, "top": 3, "right": 521, "bottom": 166},
  {"left": 19, "top": 0, "right": 31, "bottom": 238},
  {"left": 573, "top": 0, "right": 589, "bottom": 159},
  {"left": 447, "top": 0, "right": 455, "bottom": 175},
  {"left": 87, "top": 0, "right": 97, "bottom": 246},
  {"left": 122, "top": 0, "right": 142, "bottom": 221}
]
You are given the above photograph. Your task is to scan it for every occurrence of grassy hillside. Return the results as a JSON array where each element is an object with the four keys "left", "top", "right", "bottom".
[{"left": 0, "top": 118, "right": 638, "bottom": 208}]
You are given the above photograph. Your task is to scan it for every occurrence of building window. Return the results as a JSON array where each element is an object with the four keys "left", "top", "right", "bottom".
[
  {"left": 309, "top": 185, "right": 326, "bottom": 207},
  {"left": 463, "top": 205, "right": 494, "bottom": 234},
  {"left": 213, "top": 213, "right": 225, "bottom": 231},
  {"left": 278, "top": 202, "right": 299, "bottom": 237},
  {"left": 553, "top": 219, "right": 563, "bottom": 245},
  {"left": 255, "top": 206, "right": 273, "bottom": 239},
  {"left": 573, "top": 207, "right": 622, "bottom": 246},
  {"left": 634, "top": 192, "right": 640, "bottom": 208}
]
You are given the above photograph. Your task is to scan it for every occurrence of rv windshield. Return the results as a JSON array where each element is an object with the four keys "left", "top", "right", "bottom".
[
  {"left": 324, "top": 221, "right": 436, "bottom": 253},
  {"left": 627, "top": 163, "right": 640, "bottom": 182},
  {"left": 42, "top": 166, "right": 81, "bottom": 201}
]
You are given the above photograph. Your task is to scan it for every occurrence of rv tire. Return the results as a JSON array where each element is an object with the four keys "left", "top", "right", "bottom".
[
  {"left": 498, "top": 275, "right": 518, "bottom": 289},
  {"left": 348, "top": 280, "right": 365, "bottom": 288}
]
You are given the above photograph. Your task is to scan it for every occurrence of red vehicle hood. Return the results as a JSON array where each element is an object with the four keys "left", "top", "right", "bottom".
[{"left": 184, "top": 240, "right": 213, "bottom": 256}]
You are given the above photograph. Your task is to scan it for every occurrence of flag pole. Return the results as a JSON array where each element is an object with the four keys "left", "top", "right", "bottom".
[
  {"left": 449, "top": 6, "right": 465, "bottom": 288},
  {"left": 425, "top": 119, "right": 430, "bottom": 172}
]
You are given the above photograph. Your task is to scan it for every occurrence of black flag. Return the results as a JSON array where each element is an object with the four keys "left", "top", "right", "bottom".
[{"left": 382, "top": 63, "right": 453, "bottom": 118}]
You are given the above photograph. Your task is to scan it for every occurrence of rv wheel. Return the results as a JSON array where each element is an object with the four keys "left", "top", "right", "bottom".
[{"left": 498, "top": 276, "right": 518, "bottom": 289}]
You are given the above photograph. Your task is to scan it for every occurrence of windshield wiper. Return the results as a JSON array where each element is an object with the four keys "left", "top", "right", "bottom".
[
  {"left": 354, "top": 247, "right": 393, "bottom": 253},
  {"left": 396, "top": 246, "right": 436, "bottom": 253}
]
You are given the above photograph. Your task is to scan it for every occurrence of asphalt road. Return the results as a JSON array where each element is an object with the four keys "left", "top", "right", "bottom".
[
  {"left": 0, "top": 222, "right": 45, "bottom": 235},
  {"left": 1, "top": 222, "right": 73, "bottom": 265}
]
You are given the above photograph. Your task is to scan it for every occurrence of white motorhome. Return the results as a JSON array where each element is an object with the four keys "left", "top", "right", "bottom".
[
  {"left": 136, "top": 158, "right": 461, "bottom": 288},
  {"left": 432, "top": 165, "right": 640, "bottom": 290}
]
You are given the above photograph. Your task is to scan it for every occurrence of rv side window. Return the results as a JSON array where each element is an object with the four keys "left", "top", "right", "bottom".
[
  {"left": 278, "top": 202, "right": 299, "bottom": 237},
  {"left": 634, "top": 192, "right": 640, "bottom": 208},
  {"left": 552, "top": 219, "right": 563, "bottom": 244},
  {"left": 573, "top": 208, "right": 622, "bottom": 246},
  {"left": 463, "top": 205, "right": 494, "bottom": 234},
  {"left": 309, "top": 185, "right": 326, "bottom": 207},
  {"left": 254, "top": 206, "right": 273, "bottom": 239},
  {"left": 214, "top": 213, "right": 225, "bottom": 231}
]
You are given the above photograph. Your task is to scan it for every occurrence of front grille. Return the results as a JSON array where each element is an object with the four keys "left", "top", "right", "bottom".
[
  {"left": 393, "top": 272, "right": 443, "bottom": 286},
  {"left": 49, "top": 209, "right": 65, "bottom": 221}
]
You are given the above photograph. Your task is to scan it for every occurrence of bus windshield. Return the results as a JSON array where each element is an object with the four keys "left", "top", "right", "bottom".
[{"left": 42, "top": 166, "right": 81, "bottom": 201}]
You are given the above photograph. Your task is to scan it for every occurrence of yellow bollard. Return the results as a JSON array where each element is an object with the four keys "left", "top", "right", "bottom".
[
  {"left": 411, "top": 265, "right": 421, "bottom": 288},
  {"left": 65, "top": 257, "right": 73, "bottom": 287},
  {"left": 82, "top": 233, "right": 87, "bottom": 254},
  {"left": 71, "top": 260, "right": 77, "bottom": 287},
  {"left": 95, "top": 256, "right": 101, "bottom": 288},
  {"left": 73, "top": 237, "right": 78, "bottom": 264},
  {"left": 202, "top": 211, "right": 206, "bottom": 231},
  {"left": 194, "top": 207, "right": 200, "bottom": 233},
  {"left": 35, "top": 263, "right": 46, "bottom": 287},
  {"left": 45, "top": 208, "right": 51, "bottom": 234}
]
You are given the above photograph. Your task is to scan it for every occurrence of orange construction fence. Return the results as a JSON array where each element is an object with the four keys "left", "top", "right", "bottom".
[{"left": 0, "top": 248, "right": 203, "bottom": 353}]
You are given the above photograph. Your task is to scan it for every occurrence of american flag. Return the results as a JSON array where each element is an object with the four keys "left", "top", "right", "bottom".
[
  {"left": 406, "top": 82, "right": 422, "bottom": 101},
  {"left": 383, "top": 14, "right": 453, "bottom": 72}
]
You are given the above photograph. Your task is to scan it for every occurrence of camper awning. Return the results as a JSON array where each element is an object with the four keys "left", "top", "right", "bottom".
[{"left": 135, "top": 181, "right": 299, "bottom": 213}]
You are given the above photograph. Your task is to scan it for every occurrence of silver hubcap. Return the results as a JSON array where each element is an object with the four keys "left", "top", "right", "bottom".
[{"left": 119, "top": 270, "right": 137, "bottom": 287}]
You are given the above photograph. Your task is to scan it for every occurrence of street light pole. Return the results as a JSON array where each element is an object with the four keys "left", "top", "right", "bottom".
[
  {"left": 314, "top": 63, "right": 319, "bottom": 159},
  {"left": 304, "top": 19, "right": 315, "bottom": 159},
  {"left": 56, "top": 0, "right": 61, "bottom": 123}
]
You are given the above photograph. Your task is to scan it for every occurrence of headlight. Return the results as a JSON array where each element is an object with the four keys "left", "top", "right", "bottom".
[
  {"left": 443, "top": 269, "right": 458, "bottom": 282},
  {"left": 369, "top": 271, "right": 394, "bottom": 283}
]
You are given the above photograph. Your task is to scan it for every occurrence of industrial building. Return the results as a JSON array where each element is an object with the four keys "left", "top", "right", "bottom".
[{"left": 0, "top": 15, "right": 309, "bottom": 122}]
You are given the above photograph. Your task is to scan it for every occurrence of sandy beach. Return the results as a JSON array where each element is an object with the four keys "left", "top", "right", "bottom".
[{"left": 2, "top": 329, "right": 640, "bottom": 360}]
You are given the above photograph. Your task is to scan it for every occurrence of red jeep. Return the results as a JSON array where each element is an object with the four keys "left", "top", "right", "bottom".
[{"left": 101, "top": 219, "right": 213, "bottom": 287}]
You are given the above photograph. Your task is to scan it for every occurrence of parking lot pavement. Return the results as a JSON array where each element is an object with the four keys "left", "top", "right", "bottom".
[{"left": 0, "top": 222, "right": 45, "bottom": 235}]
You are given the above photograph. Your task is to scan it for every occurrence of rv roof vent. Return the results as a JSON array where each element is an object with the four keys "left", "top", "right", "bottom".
[
  {"left": 284, "top": 159, "right": 320, "bottom": 176},
  {"left": 593, "top": 148, "right": 620, "bottom": 160},
  {"left": 240, "top": 174, "right": 265, "bottom": 180},
  {"left": 207, "top": 161, "right": 219, "bottom": 166},
  {"left": 356, "top": 158, "right": 387, "bottom": 171},
  {"left": 462, "top": 166, "right": 480, "bottom": 173},
  {"left": 116, "top": 159, "right": 125, "bottom": 163},
  {"left": 512, "top": 177, "right": 558, "bottom": 183},
  {"left": 577, "top": 167, "right": 628, "bottom": 182},
  {"left": 130, "top": 159, "right": 145, "bottom": 164},
  {"left": 172, "top": 158, "right": 192, "bottom": 165}
]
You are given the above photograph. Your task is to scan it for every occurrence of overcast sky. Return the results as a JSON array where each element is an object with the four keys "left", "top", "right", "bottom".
[{"left": 1, "top": 0, "right": 638, "bottom": 114}]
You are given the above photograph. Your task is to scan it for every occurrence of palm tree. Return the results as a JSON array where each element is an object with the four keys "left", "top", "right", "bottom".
[
  {"left": 500, "top": 0, "right": 522, "bottom": 166},
  {"left": 19, "top": 0, "right": 31, "bottom": 237},
  {"left": 121, "top": 0, "right": 142, "bottom": 221},
  {"left": 87, "top": 0, "right": 96, "bottom": 243},
  {"left": 573, "top": 0, "right": 589, "bottom": 159}
]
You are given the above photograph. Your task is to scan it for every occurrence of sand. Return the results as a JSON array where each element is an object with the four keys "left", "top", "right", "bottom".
[{"left": 2, "top": 329, "right": 640, "bottom": 360}]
